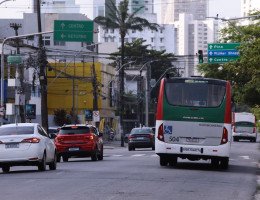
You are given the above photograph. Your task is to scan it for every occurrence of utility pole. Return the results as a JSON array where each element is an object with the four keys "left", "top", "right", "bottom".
[
  {"left": 92, "top": 56, "right": 99, "bottom": 127},
  {"left": 36, "top": 0, "right": 48, "bottom": 131},
  {"left": 9, "top": 23, "right": 25, "bottom": 123}
]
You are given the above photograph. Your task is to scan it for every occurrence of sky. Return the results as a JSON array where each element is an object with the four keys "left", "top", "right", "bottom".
[{"left": 0, "top": 0, "right": 241, "bottom": 19}]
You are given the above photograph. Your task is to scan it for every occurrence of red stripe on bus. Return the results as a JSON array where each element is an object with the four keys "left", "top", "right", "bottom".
[
  {"left": 224, "top": 81, "right": 232, "bottom": 124},
  {"left": 156, "top": 78, "right": 165, "bottom": 120}
]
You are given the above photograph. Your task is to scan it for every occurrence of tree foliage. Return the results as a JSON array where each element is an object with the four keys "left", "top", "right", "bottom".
[
  {"left": 53, "top": 109, "right": 72, "bottom": 126},
  {"left": 110, "top": 38, "right": 177, "bottom": 105},
  {"left": 198, "top": 11, "right": 260, "bottom": 107}
]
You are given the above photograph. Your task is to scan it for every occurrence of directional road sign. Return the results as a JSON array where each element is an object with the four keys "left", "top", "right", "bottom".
[
  {"left": 7, "top": 55, "right": 22, "bottom": 64},
  {"left": 54, "top": 20, "right": 94, "bottom": 42},
  {"left": 208, "top": 57, "right": 238, "bottom": 64},
  {"left": 207, "top": 43, "right": 240, "bottom": 64}
]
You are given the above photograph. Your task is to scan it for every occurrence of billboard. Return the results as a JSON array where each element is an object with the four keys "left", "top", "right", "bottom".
[{"left": 25, "top": 104, "right": 36, "bottom": 119}]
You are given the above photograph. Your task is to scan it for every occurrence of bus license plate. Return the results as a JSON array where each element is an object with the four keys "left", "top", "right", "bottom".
[
  {"left": 5, "top": 143, "right": 19, "bottom": 149},
  {"left": 181, "top": 147, "right": 202, "bottom": 153}
]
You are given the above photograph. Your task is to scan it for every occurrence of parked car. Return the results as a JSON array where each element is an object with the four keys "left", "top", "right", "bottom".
[
  {"left": 0, "top": 123, "right": 57, "bottom": 173},
  {"left": 128, "top": 127, "right": 155, "bottom": 151},
  {"left": 54, "top": 124, "right": 103, "bottom": 162},
  {"left": 48, "top": 126, "right": 60, "bottom": 136}
]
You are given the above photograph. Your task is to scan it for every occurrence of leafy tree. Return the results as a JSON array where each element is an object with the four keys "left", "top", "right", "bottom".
[
  {"left": 53, "top": 109, "right": 72, "bottom": 126},
  {"left": 198, "top": 11, "right": 260, "bottom": 107},
  {"left": 94, "top": 0, "right": 159, "bottom": 145}
]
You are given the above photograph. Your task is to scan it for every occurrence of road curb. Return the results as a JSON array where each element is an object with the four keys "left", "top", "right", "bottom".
[{"left": 254, "top": 162, "right": 260, "bottom": 200}]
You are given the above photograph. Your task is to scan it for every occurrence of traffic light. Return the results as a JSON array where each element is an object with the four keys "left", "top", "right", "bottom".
[{"left": 198, "top": 50, "right": 203, "bottom": 63}]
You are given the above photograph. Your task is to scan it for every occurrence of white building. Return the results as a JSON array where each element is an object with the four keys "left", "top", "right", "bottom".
[
  {"left": 241, "top": 0, "right": 260, "bottom": 17},
  {"left": 98, "top": 13, "right": 175, "bottom": 54},
  {"left": 154, "top": 0, "right": 209, "bottom": 24}
]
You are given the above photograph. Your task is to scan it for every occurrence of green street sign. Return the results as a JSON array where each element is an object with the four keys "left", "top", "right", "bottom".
[
  {"left": 7, "top": 55, "right": 22, "bottom": 64},
  {"left": 54, "top": 20, "right": 94, "bottom": 42},
  {"left": 208, "top": 57, "right": 239, "bottom": 64},
  {"left": 208, "top": 43, "right": 240, "bottom": 50},
  {"left": 207, "top": 43, "right": 240, "bottom": 64}
]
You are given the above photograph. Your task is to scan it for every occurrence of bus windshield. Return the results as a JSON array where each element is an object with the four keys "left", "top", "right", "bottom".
[{"left": 165, "top": 80, "right": 226, "bottom": 107}]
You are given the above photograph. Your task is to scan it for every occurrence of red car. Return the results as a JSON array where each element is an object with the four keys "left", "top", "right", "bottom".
[{"left": 54, "top": 124, "right": 103, "bottom": 162}]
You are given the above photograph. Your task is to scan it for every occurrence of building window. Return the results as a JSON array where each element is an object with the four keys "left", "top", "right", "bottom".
[
  {"left": 132, "top": 37, "right": 136, "bottom": 42},
  {"left": 105, "top": 37, "right": 108, "bottom": 42},
  {"left": 43, "top": 36, "right": 50, "bottom": 46},
  {"left": 132, "top": 29, "right": 136, "bottom": 33},
  {"left": 105, "top": 29, "right": 108, "bottom": 33},
  {"left": 111, "top": 37, "right": 115, "bottom": 42},
  {"left": 160, "top": 38, "right": 164, "bottom": 43},
  {"left": 151, "top": 38, "right": 154, "bottom": 42},
  {"left": 54, "top": 41, "right": 65, "bottom": 46},
  {"left": 110, "top": 29, "right": 114, "bottom": 33}
]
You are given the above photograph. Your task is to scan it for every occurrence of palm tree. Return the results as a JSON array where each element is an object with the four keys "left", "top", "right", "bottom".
[{"left": 94, "top": 0, "right": 159, "bottom": 146}]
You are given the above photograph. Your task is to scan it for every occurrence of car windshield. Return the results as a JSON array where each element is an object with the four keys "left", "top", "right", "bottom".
[
  {"left": 131, "top": 128, "right": 152, "bottom": 134},
  {"left": 0, "top": 126, "right": 34, "bottom": 136},
  {"left": 59, "top": 126, "right": 90, "bottom": 135}
]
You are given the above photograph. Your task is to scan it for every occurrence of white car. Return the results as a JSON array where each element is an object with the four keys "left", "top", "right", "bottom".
[{"left": 0, "top": 123, "right": 57, "bottom": 173}]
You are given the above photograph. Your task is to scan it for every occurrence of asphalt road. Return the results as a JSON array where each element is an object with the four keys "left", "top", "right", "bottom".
[{"left": 0, "top": 140, "right": 259, "bottom": 200}]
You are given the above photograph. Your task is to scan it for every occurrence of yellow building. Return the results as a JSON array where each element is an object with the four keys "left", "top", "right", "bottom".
[{"left": 47, "top": 60, "right": 117, "bottom": 132}]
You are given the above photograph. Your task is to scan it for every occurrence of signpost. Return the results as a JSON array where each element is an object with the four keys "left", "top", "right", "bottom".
[
  {"left": 208, "top": 43, "right": 240, "bottom": 64},
  {"left": 54, "top": 20, "right": 94, "bottom": 42}
]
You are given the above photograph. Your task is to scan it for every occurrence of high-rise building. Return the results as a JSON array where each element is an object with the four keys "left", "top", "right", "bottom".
[
  {"left": 173, "top": 13, "right": 218, "bottom": 76},
  {"left": 241, "top": 0, "right": 260, "bottom": 17},
  {"left": 154, "top": 0, "right": 209, "bottom": 24},
  {"left": 32, "top": 0, "right": 80, "bottom": 14}
]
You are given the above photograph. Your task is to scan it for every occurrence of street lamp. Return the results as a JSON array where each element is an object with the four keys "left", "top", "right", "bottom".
[
  {"left": 114, "top": 60, "right": 135, "bottom": 147},
  {"left": 0, "top": 0, "right": 14, "bottom": 5},
  {"left": 138, "top": 60, "right": 159, "bottom": 127},
  {"left": 206, "top": 15, "right": 260, "bottom": 35}
]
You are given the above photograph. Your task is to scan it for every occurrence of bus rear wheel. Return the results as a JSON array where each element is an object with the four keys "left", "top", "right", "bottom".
[
  {"left": 220, "top": 158, "right": 229, "bottom": 169},
  {"left": 169, "top": 156, "right": 177, "bottom": 167},
  {"left": 160, "top": 156, "right": 168, "bottom": 166}
]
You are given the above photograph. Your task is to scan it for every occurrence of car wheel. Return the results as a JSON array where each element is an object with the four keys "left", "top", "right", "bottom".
[
  {"left": 152, "top": 146, "right": 155, "bottom": 150},
  {"left": 56, "top": 155, "right": 61, "bottom": 163},
  {"left": 97, "top": 147, "right": 103, "bottom": 161},
  {"left": 49, "top": 152, "right": 57, "bottom": 170},
  {"left": 38, "top": 153, "right": 46, "bottom": 171},
  {"left": 91, "top": 150, "right": 98, "bottom": 161},
  {"left": 132, "top": 147, "right": 135, "bottom": 151},
  {"left": 2, "top": 166, "right": 10, "bottom": 173},
  {"left": 160, "top": 156, "right": 168, "bottom": 166},
  {"left": 62, "top": 156, "right": 69, "bottom": 162},
  {"left": 220, "top": 158, "right": 229, "bottom": 170},
  {"left": 128, "top": 146, "right": 132, "bottom": 151}
]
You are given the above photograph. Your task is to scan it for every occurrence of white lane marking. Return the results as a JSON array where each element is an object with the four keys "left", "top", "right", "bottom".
[
  {"left": 131, "top": 154, "right": 146, "bottom": 157},
  {"left": 240, "top": 156, "right": 250, "bottom": 160},
  {"left": 112, "top": 155, "right": 123, "bottom": 157}
]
